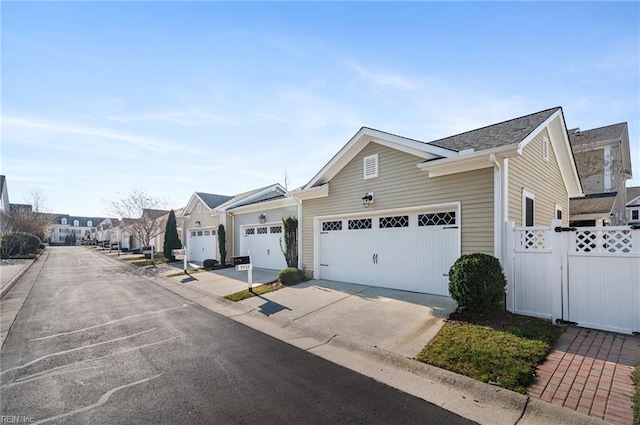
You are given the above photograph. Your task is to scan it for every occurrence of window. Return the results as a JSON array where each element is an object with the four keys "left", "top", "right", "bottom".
[
  {"left": 542, "top": 137, "right": 550, "bottom": 162},
  {"left": 348, "top": 218, "right": 372, "bottom": 230},
  {"left": 245, "top": 228, "right": 255, "bottom": 235},
  {"left": 204, "top": 230, "right": 210, "bottom": 236},
  {"left": 555, "top": 204, "right": 563, "bottom": 220},
  {"left": 257, "top": 227, "right": 268, "bottom": 234},
  {"left": 418, "top": 212, "right": 456, "bottom": 226},
  {"left": 61, "top": 218, "right": 67, "bottom": 225},
  {"left": 523, "top": 190, "right": 535, "bottom": 227},
  {"left": 270, "top": 226, "right": 282, "bottom": 234},
  {"left": 197, "top": 231, "right": 203, "bottom": 236},
  {"left": 363, "top": 154, "right": 379, "bottom": 180},
  {"left": 191, "top": 231, "right": 196, "bottom": 237},
  {"left": 379, "top": 216, "right": 408, "bottom": 228},
  {"left": 87, "top": 221, "right": 92, "bottom": 227},
  {"left": 322, "top": 221, "right": 342, "bottom": 231},
  {"left": 633, "top": 210, "right": 639, "bottom": 221},
  {"left": 73, "top": 220, "right": 79, "bottom": 227}
]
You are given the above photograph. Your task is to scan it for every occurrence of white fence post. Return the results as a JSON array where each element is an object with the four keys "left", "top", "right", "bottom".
[
  {"left": 504, "top": 221, "right": 515, "bottom": 313},
  {"left": 549, "top": 220, "right": 563, "bottom": 325},
  {"left": 633, "top": 228, "right": 640, "bottom": 334}
]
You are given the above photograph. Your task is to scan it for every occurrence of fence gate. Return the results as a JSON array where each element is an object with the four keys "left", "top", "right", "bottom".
[{"left": 506, "top": 221, "right": 640, "bottom": 335}]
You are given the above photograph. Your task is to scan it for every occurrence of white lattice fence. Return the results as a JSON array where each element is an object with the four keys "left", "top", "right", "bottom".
[{"left": 506, "top": 222, "right": 640, "bottom": 334}]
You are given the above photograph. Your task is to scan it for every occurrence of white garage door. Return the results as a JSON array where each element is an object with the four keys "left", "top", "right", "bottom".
[
  {"left": 241, "top": 224, "right": 287, "bottom": 271},
  {"left": 317, "top": 210, "right": 460, "bottom": 295},
  {"left": 188, "top": 228, "right": 216, "bottom": 263}
]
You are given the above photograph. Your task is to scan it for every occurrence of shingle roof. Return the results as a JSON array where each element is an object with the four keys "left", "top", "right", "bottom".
[
  {"left": 10, "top": 203, "right": 33, "bottom": 213},
  {"left": 143, "top": 209, "right": 170, "bottom": 220},
  {"left": 195, "top": 192, "right": 233, "bottom": 209},
  {"left": 567, "top": 123, "right": 627, "bottom": 148},
  {"left": 217, "top": 184, "right": 284, "bottom": 210},
  {"left": 569, "top": 192, "right": 617, "bottom": 216},
  {"left": 627, "top": 186, "right": 640, "bottom": 206},
  {"left": 427, "top": 107, "right": 560, "bottom": 152}
]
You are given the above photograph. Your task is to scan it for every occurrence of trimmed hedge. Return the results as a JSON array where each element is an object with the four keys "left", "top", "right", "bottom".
[
  {"left": 277, "top": 267, "right": 304, "bottom": 285},
  {"left": 448, "top": 253, "right": 506, "bottom": 313}
]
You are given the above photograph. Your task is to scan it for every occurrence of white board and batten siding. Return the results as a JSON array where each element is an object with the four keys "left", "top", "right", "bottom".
[{"left": 302, "top": 142, "right": 495, "bottom": 293}]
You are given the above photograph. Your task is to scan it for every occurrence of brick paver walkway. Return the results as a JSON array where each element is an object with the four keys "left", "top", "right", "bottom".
[{"left": 529, "top": 327, "right": 640, "bottom": 425}]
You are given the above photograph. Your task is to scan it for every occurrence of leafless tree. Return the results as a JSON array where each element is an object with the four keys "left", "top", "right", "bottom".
[
  {"left": 28, "top": 189, "right": 51, "bottom": 213},
  {"left": 104, "top": 188, "right": 169, "bottom": 247}
]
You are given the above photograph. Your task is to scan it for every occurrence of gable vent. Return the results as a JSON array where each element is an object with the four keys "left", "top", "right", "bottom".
[
  {"left": 542, "top": 137, "right": 549, "bottom": 162},
  {"left": 364, "top": 154, "right": 379, "bottom": 180}
]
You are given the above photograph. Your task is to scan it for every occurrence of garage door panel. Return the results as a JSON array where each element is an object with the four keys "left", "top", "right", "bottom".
[
  {"left": 242, "top": 226, "right": 287, "bottom": 270},
  {"left": 317, "top": 210, "right": 460, "bottom": 296}
]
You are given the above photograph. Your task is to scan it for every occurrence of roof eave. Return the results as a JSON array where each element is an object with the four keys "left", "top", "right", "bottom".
[{"left": 417, "top": 145, "right": 521, "bottom": 177}]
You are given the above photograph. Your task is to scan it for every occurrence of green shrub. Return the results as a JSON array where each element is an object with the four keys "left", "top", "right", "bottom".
[
  {"left": 449, "top": 253, "right": 506, "bottom": 313},
  {"left": 203, "top": 259, "right": 218, "bottom": 269},
  {"left": 277, "top": 267, "right": 304, "bottom": 285},
  {"left": 3, "top": 232, "right": 42, "bottom": 257}
]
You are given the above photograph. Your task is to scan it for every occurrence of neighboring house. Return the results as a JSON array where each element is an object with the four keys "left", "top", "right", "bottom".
[
  {"left": 567, "top": 123, "right": 633, "bottom": 226},
  {"left": 627, "top": 186, "right": 640, "bottom": 226},
  {"left": 0, "top": 175, "right": 9, "bottom": 216},
  {"left": 95, "top": 218, "right": 120, "bottom": 244},
  {"left": 180, "top": 184, "right": 286, "bottom": 264},
  {"left": 117, "top": 218, "right": 140, "bottom": 251},
  {"left": 228, "top": 186, "right": 297, "bottom": 270},
  {"left": 142, "top": 208, "right": 171, "bottom": 251},
  {"left": 289, "top": 106, "right": 582, "bottom": 296},
  {"left": 49, "top": 215, "right": 107, "bottom": 245}
]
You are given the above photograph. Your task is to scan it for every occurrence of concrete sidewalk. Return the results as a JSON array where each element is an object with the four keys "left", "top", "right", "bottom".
[{"left": 0, "top": 259, "right": 34, "bottom": 299}]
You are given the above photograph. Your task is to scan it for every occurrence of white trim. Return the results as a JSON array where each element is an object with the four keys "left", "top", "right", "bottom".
[
  {"left": 555, "top": 203, "right": 563, "bottom": 221},
  {"left": 517, "top": 109, "right": 561, "bottom": 150},
  {"left": 490, "top": 154, "right": 502, "bottom": 260},
  {"left": 313, "top": 202, "right": 462, "bottom": 284},
  {"left": 522, "top": 189, "right": 535, "bottom": 227},
  {"left": 417, "top": 144, "right": 521, "bottom": 177},
  {"left": 289, "top": 184, "right": 329, "bottom": 200},
  {"left": 218, "top": 184, "right": 287, "bottom": 211},
  {"left": 226, "top": 196, "right": 296, "bottom": 214},
  {"left": 304, "top": 127, "right": 454, "bottom": 189}
]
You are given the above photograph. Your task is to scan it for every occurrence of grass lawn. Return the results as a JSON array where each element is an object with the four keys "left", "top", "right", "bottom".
[
  {"left": 416, "top": 310, "right": 564, "bottom": 394},
  {"left": 121, "top": 256, "right": 145, "bottom": 262},
  {"left": 633, "top": 364, "right": 639, "bottom": 425},
  {"left": 224, "top": 282, "right": 282, "bottom": 302},
  {"left": 128, "top": 258, "right": 169, "bottom": 267}
]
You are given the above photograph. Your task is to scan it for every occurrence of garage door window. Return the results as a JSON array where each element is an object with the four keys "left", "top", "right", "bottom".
[
  {"left": 418, "top": 211, "right": 456, "bottom": 226},
  {"left": 245, "top": 228, "right": 255, "bottom": 235},
  {"left": 270, "top": 226, "right": 282, "bottom": 234},
  {"left": 380, "top": 215, "right": 409, "bottom": 228},
  {"left": 322, "top": 221, "right": 342, "bottom": 231},
  {"left": 348, "top": 218, "right": 372, "bottom": 230},
  {"left": 257, "top": 227, "right": 268, "bottom": 234}
]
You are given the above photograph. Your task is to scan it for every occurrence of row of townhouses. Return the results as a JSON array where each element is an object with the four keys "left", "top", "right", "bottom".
[{"left": 163, "top": 107, "right": 639, "bottom": 291}]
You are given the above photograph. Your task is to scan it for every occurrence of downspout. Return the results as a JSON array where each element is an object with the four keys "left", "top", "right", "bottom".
[
  {"left": 295, "top": 197, "right": 303, "bottom": 270},
  {"left": 490, "top": 154, "right": 503, "bottom": 263}
]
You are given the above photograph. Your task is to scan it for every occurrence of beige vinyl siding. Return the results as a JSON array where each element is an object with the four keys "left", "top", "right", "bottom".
[
  {"left": 301, "top": 142, "right": 494, "bottom": 275},
  {"left": 508, "top": 128, "right": 569, "bottom": 226},
  {"left": 232, "top": 205, "right": 298, "bottom": 256}
]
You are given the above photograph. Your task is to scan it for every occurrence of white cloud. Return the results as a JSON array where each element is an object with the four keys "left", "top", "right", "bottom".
[
  {"left": 108, "top": 110, "right": 239, "bottom": 126},
  {"left": 346, "top": 61, "right": 419, "bottom": 91}
]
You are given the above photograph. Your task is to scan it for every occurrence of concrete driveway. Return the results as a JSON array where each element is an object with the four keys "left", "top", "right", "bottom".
[
  {"left": 239, "top": 279, "right": 458, "bottom": 358},
  {"left": 164, "top": 266, "right": 279, "bottom": 297}
]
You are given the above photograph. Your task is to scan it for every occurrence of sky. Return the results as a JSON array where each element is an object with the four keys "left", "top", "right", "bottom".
[{"left": 2, "top": 1, "right": 639, "bottom": 218}]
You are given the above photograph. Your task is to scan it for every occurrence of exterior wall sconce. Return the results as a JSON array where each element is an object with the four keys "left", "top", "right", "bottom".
[
  {"left": 362, "top": 192, "right": 374, "bottom": 208},
  {"left": 259, "top": 213, "right": 267, "bottom": 224},
  {"left": 195, "top": 221, "right": 201, "bottom": 227}
]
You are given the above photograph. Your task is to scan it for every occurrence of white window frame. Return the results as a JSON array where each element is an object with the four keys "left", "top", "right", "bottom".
[
  {"left": 522, "top": 189, "right": 535, "bottom": 227},
  {"left": 87, "top": 221, "right": 92, "bottom": 227},
  {"left": 61, "top": 218, "right": 67, "bottom": 225},
  {"left": 363, "top": 154, "right": 379, "bottom": 180},
  {"left": 73, "top": 220, "right": 79, "bottom": 227},
  {"left": 555, "top": 204, "right": 563, "bottom": 221}
]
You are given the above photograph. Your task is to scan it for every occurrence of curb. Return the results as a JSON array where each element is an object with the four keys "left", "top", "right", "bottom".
[
  {"left": 0, "top": 250, "right": 44, "bottom": 300},
  {"left": 90, "top": 248, "right": 613, "bottom": 425}
]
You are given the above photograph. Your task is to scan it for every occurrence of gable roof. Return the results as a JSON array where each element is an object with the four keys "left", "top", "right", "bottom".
[
  {"left": 568, "top": 122, "right": 632, "bottom": 181},
  {"left": 143, "top": 208, "right": 170, "bottom": 220},
  {"left": 428, "top": 107, "right": 561, "bottom": 152},
  {"left": 567, "top": 123, "right": 627, "bottom": 148},
  {"left": 195, "top": 192, "right": 234, "bottom": 210},
  {"left": 216, "top": 183, "right": 286, "bottom": 210},
  {"left": 570, "top": 192, "right": 617, "bottom": 216},
  {"left": 627, "top": 186, "right": 640, "bottom": 206}
]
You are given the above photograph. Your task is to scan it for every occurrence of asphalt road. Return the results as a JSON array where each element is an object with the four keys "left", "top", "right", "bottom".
[{"left": 1, "top": 247, "right": 476, "bottom": 425}]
